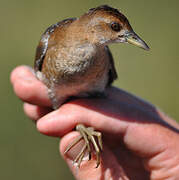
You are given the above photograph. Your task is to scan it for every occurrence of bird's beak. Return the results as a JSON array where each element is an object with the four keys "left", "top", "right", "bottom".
[{"left": 125, "top": 31, "right": 150, "bottom": 50}]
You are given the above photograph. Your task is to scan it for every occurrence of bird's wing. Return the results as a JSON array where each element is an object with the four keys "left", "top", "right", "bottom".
[
  {"left": 34, "top": 18, "right": 77, "bottom": 72},
  {"left": 105, "top": 46, "right": 118, "bottom": 86}
]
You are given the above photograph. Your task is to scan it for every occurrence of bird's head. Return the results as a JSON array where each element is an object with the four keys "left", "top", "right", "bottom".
[{"left": 83, "top": 5, "right": 149, "bottom": 50}]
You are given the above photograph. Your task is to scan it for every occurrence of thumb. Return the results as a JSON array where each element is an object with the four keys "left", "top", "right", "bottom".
[{"left": 59, "top": 132, "right": 128, "bottom": 180}]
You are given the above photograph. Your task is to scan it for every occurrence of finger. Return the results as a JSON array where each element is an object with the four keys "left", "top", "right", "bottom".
[
  {"left": 23, "top": 103, "right": 52, "bottom": 121},
  {"left": 59, "top": 132, "right": 127, "bottom": 180},
  {"left": 37, "top": 98, "right": 179, "bottom": 157},
  {"left": 36, "top": 99, "right": 129, "bottom": 137},
  {"left": 36, "top": 95, "right": 166, "bottom": 138},
  {"left": 10, "top": 65, "right": 51, "bottom": 107}
]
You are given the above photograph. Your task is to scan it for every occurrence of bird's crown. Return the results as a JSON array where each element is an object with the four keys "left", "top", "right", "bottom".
[{"left": 87, "top": 5, "right": 129, "bottom": 25}]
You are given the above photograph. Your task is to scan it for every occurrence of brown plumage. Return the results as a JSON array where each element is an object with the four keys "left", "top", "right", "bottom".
[{"left": 34, "top": 5, "right": 149, "bottom": 167}]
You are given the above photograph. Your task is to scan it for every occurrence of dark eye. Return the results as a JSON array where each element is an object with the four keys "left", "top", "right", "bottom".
[{"left": 111, "top": 22, "right": 121, "bottom": 32}]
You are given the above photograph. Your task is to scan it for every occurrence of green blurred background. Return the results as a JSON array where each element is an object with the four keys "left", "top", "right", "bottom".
[{"left": 1, "top": 0, "right": 178, "bottom": 179}]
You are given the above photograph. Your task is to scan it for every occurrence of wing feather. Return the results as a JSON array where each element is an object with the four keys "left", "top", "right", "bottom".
[{"left": 34, "top": 18, "right": 77, "bottom": 72}]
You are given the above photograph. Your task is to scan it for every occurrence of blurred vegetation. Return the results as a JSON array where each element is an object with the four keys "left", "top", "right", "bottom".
[{"left": 1, "top": 0, "right": 178, "bottom": 179}]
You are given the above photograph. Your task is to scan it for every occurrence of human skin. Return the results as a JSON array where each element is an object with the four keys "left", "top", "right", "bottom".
[{"left": 11, "top": 66, "right": 179, "bottom": 180}]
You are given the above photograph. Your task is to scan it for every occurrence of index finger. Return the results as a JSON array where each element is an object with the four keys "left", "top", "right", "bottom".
[{"left": 10, "top": 65, "right": 51, "bottom": 107}]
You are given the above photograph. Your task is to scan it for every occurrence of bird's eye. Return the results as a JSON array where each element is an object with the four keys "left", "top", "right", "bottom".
[{"left": 111, "top": 22, "right": 121, "bottom": 32}]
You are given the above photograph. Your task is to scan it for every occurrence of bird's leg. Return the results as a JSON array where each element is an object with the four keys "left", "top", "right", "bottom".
[
  {"left": 64, "top": 124, "right": 103, "bottom": 168},
  {"left": 47, "top": 88, "right": 68, "bottom": 109},
  {"left": 48, "top": 88, "right": 60, "bottom": 109}
]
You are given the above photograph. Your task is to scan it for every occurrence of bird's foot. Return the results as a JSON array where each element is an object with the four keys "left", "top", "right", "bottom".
[{"left": 64, "top": 124, "right": 103, "bottom": 168}]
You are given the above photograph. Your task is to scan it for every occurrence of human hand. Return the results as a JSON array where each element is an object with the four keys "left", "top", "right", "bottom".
[{"left": 11, "top": 66, "right": 179, "bottom": 180}]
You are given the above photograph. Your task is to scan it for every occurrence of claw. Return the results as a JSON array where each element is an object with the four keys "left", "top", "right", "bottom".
[
  {"left": 74, "top": 143, "right": 87, "bottom": 167},
  {"left": 64, "top": 124, "right": 103, "bottom": 168},
  {"left": 64, "top": 135, "right": 83, "bottom": 154},
  {"left": 92, "top": 131, "right": 103, "bottom": 150}
]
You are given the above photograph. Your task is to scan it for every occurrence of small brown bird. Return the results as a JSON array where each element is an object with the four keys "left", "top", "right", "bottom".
[{"left": 34, "top": 5, "right": 149, "bottom": 167}]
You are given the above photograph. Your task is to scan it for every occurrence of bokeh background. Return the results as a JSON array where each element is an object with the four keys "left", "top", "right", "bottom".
[{"left": 1, "top": 0, "right": 178, "bottom": 179}]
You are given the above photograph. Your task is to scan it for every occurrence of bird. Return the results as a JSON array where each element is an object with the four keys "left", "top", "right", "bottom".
[{"left": 34, "top": 5, "right": 149, "bottom": 168}]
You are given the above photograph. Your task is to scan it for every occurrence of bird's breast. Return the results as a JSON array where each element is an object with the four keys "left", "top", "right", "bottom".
[
  {"left": 42, "top": 43, "right": 109, "bottom": 86},
  {"left": 55, "top": 44, "right": 96, "bottom": 76},
  {"left": 39, "top": 44, "right": 110, "bottom": 106}
]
